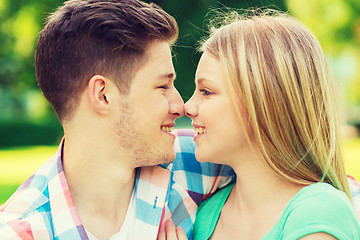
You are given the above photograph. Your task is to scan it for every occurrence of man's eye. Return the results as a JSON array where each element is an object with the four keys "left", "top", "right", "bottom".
[
  {"left": 199, "top": 89, "right": 212, "bottom": 96},
  {"left": 159, "top": 85, "right": 169, "bottom": 90}
]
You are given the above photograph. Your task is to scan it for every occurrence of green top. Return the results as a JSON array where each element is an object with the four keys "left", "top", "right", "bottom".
[{"left": 193, "top": 182, "right": 360, "bottom": 240}]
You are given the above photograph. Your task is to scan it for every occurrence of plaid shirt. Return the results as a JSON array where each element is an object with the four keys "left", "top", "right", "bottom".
[
  {"left": 1, "top": 129, "right": 360, "bottom": 239},
  {"left": 0, "top": 129, "right": 234, "bottom": 240},
  {"left": 348, "top": 174, "right": 360, "bottom": 221}
]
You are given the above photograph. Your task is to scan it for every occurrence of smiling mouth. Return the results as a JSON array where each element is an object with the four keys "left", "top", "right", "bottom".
[
  {"left": 195, "top": 127, "right": 206, "bottom": 135},
  {"left": 161, "top": 126, "right": 173, "bottom": 132}
]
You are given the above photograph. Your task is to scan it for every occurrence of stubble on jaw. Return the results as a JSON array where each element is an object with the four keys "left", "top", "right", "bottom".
[{"left": 114, "top": 102, "right": 175, "bottom": 168}]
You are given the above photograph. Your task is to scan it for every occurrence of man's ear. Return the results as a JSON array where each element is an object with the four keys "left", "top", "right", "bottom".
[{"left": 86, "top": 75, "right": 112, "bottom": 115}]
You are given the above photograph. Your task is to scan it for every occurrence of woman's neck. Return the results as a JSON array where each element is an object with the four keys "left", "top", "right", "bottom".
[
  {"left": 217, "top": 151, "right": 306, "bottom": 239},
  {"left": 227, "top": 147, "right": 305, "bottom": 214}
]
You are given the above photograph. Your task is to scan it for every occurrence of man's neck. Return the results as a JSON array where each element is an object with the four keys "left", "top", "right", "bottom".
[{"left": 62, "top": 136, "right": 136, "bottom": 240}]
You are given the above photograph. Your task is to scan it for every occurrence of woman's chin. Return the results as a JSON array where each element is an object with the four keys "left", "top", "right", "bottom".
[
  {"left": 195, "top": 151, "right": 207, "bottom": 163},
  {"left": 195, "top": 150, "right": 217, "bottom": 164}
]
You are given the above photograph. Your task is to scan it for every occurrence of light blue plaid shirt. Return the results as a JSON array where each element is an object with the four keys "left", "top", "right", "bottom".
[{"left": 0, "top": 129, "right": 235, "bottom": 239}]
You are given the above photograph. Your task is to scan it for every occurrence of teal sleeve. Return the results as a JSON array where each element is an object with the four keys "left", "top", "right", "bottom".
[{"left": 281, "top": 184, "right": 360, "bottom": 240}]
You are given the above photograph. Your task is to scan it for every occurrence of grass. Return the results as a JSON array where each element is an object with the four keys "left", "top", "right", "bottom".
[
  {"left": 0, "top": 146, "right": 57, "bottom": 205},
  {"left": 0, "top": 138, "right": 360, "bottom": 205},
  {"left": 343, "top": 138, "right": 360, "bottom": 179},
  {"left": 0, "top": 146, "right": 57, "bottom": 184}
]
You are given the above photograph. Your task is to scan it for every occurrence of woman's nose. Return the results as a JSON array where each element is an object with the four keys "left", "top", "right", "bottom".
[{"left": 184, "top": 95, "right": 197, "bottom": 118}]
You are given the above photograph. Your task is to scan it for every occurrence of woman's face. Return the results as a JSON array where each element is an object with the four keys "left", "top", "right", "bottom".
[{"left": 185, "top": 52, "right": 249, "bottom": 164}]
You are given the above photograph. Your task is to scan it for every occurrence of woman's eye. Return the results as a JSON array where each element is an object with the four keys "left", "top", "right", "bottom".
[
  {"left": 159, "top": 85, "right": 169, "bottom": 90},
  {"left": 199, "top": 89, "right": 212, "bottom": 96}
]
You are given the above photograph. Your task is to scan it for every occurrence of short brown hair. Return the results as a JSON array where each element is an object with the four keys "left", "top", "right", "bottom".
[{"left": 35, "top": 0, "right": 178, "bottom": 121}]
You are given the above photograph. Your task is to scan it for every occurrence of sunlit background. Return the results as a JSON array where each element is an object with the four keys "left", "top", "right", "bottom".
[{"left": 0, "top": 0, "right": 359, "bottom": 204}]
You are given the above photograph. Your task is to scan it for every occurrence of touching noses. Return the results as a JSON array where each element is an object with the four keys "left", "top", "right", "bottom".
[{"left": 169, "top": 88, "right": 184, "bottom": 118}]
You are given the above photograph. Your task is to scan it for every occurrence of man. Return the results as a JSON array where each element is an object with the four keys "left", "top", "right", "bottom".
[{"left": 0, "top": 0, "right": 233, "bottom": 239}]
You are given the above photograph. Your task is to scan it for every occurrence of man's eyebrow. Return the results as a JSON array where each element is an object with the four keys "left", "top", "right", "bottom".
[{"left": 158, "top": 72, "right": 176, "bottom": 82}]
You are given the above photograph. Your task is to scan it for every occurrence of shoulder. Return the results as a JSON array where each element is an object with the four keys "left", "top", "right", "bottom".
[
  {"left": 0, "top": 158, "right": 56, "bottom": 239},
  {"left": 287, "top": 182, "right": 354, "bottom": 214},
  {"left": 0, "top": 189, "right": 52, "bottom": 240},
  {"left": 348, "top": 174, "right": 360, "bottom": 198},
  {"left": 194, "top": 184, "right": 234, "bottom": 240},
  {"left": 298, "top": 232, "right": 337, "bottom": 240},
  {"left": 348, "top": 174, "right": 360, "bottom": 221},
  {"left": 197, "top": 183, "right": 234, "bottom": 214},
  {"left": 0, "top": 156, "right": 56, "bottom": 217},
  {"left": 281, "top": 183, "right": 360, "bottom": 239},
  {"left": 0, "top": 214, "right": 52, "bottom": 240}
]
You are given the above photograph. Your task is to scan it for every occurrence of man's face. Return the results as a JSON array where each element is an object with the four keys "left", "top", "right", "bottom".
[{"left": 114, "top": 41, "right": 184, "bottom": 167}]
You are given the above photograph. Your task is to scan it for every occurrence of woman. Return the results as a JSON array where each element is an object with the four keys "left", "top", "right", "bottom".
[{"left": 184, "top": 11, "right": 360, "bottom": 239}]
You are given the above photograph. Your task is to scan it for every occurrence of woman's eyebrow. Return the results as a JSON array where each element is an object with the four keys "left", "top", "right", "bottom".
[{"left": 196, "top": 77, "right": 216, "bottom": 86}]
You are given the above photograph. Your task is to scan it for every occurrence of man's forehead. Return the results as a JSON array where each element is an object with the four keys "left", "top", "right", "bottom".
[
  {"left": 132, "top": 41, "right": 175, "bottom": 83},
  {"left": 145, "top": 40, "right": 171, "bottom": 56}
]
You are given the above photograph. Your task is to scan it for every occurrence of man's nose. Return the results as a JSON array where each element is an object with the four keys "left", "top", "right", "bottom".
[{"left": 169, "top": 87, "right": 184, "bottom": 118}]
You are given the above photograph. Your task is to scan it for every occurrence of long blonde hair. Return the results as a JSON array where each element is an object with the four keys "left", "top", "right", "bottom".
[{"left": 201, "top": 10, "right": 350, "bottom": 198}]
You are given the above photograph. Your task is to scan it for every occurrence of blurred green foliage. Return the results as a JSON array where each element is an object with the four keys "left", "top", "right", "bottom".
[
  {"left": 0, "top": 0, "right": 63, "bottom": 90},
  {"left": 0, "top": 0, "right": 64, "bottom": 130},
  {"left": 0, "top": 121, "right": 63, "bottom": 147},
  {"left": 288, "top": 0, "right": 360, "bottom": 123}
]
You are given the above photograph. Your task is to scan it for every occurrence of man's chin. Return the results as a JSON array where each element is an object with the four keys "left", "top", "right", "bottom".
[
  {"left": 163, "top": 152, "right": 176, "bottom": 164},
  {"left": 157, "top": 150, "right": 176, "bottom": 165},
  {"left": 134, "top": 150, "right": 176, "bottom": 168}
]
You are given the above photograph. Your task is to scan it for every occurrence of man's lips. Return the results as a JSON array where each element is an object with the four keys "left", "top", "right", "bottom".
[
  {"left": 161, "top": 123, "right": 175, "bottom": 133},
  {"left": 161, "top": 126, "right": 173, "bottom": 132}
]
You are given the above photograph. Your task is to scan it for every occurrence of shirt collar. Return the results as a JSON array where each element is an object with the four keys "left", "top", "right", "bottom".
[{"left": 48, "top": 138, "right": 87, "bottom": 239}]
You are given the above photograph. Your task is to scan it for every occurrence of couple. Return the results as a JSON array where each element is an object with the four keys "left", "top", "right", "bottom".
[{"left": 0, "top": 0, "right": 359, "bottom": 239}]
